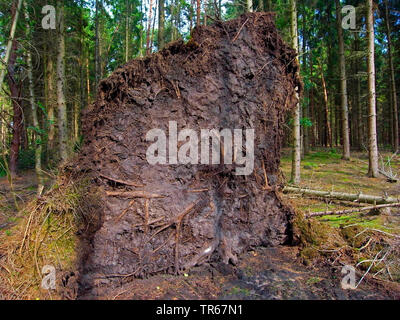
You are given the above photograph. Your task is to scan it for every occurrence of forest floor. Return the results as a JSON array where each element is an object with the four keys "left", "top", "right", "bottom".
[
  {"left": 78, "top": 246, "right": 400, "bottom": 300},
  {"left": 1, "top": 149, "right": 400, "bottom": 300},
  {"left": 280, "top": 148, "right": 400, "bottom": 235},
  {"left": 0, "top": 171, "right": 39, "bottom": 231}
]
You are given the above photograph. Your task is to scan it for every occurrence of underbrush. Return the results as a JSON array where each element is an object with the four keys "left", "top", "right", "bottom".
[
  {"left": 0, "top": 174, "right": 95, "bottom": 299},
  {"left": 292, "top": 209, "right": 400, "bottom": 284}
]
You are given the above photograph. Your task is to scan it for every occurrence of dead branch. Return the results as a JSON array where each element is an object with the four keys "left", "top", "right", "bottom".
[
  {"left": 106, "top": 190, "right": 165, "bottom": 199},
  {"left": 306, "top": 203, "right": 400, "bottom": 218},
  {"left": 284, "top": 186, "right": 400, "bottom": 205},
  {"left": 100, "top": 174, "right": 144, "bottom": 187}
]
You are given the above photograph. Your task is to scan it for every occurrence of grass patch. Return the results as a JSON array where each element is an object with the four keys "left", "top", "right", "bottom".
[
  {"left": 283, "top": 149, "right": 400, "bottom": 283},
  {"left": 0, "top": 174, "right": 98, "bottom": 300}
]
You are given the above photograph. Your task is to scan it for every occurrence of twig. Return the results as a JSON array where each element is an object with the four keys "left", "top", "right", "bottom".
[
  {"left": 232, "top": 18, "right": 249, "bottom": 42},
  {"left": 100, "top": 174, "right": 144, "bottom": 187},
  {"left": 356, "top": 249, "right": 383, "bottom": 288},
  {"left": 106, "top": 190, "right": 165, "bottom": 199}
]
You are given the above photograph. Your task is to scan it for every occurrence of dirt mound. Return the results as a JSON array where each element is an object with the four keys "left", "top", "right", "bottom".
[{"left": 72, "top": 12, "right": 301, "bottom": 298}]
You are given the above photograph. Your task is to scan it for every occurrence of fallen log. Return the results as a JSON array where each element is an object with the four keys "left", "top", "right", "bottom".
[
  {"left": 306, "top": 203, "right": 400, "bottom": 218},
  {"left": 283, "top": 186, "right": 400, "bottom": 205}
]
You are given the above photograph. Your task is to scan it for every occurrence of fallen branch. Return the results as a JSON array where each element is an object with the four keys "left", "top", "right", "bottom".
[
  {"left": 306, "top": 203, "right": 400, "bottom": 218},
  {"left": 283, "top": 186, "right": 400, "bottom": 205},
  {"left": 100, "top": 174, "right": 144, "bottom": 187},
  {"left": 377, "top": 167, "right": 398, "bottom": 183},
  {"left": 106, "top": 191, "right": 165, "bottom": 199}
]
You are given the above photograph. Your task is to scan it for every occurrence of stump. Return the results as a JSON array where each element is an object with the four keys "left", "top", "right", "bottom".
[{"left": 74, "top": 12, "right": 301, "bottom": 297}]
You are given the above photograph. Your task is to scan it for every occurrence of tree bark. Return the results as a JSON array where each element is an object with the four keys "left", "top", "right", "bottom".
[
  {"left": 302, "top": 4, "right": 309, "bottom": 155},
  {"left": 125, "top": 0, "right": 130, "bottom": 62},
  {"left": 247, "top": 0, "right": 253, "bottom": 12},
  {"left": 384, "top": 0, "right": 398, "bottom": 152},
  {"left": 263, "top": 0, "right": 272, "bottom": 11},
  {"left": 24, "top": 1, "right": 44, "bottom": 192},
  {"left": 366, "top": 0, "right": 379, "bottom": 177},
  {"left": 56, "top": 0, "right": 68, "bottom": 163},
  {"left": 335, "top": 0, "right": 351, "bottom": 160},
  {"left": 45, "top": 47, "right": 56, "bottom": 161},
  {"left": 0, "top": 0, "right": 22, "bottom": 90},
  {"left": 290, "top": 0, "right": 301, "bottom": 185},
  {"left": 319, "top": 62, "right": 332, "bottom": 148},
  {"left": 146, "top": 0, "right": 153, "bottom": 55},
  {"left": 196, "top": 0, "right": 201, "bottom": 26},
  {"left": 306, "top": 203, "right": 400, "bottom": 218},
  {"left": 8, "top": 39, "right": 22, "bottom": 176},
  {"left": 95, "top": 0, "right": 101, "bottom": 86},
  {"left": 284, "top": 186, "right": 400, "bottom": 205},
  {"left": 158, "top": 0, "right": 165, "bottom": 49}
]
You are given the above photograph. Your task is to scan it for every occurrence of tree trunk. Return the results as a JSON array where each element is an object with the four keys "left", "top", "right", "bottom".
[
  {"left": 247, "top": 0, "right": 253, "bottom": 12},
  {"left": 302, "top": 4, "right": 309, "bottom": 155},
  {"left": 158, "top": 0, "right": 165, "bottom": 49},
  {"left": 384, "top": 0, "right": 398, "bottom": 152},
  {"left": 284, "top": 186, "right": 400, "bottom": 205},
  {"left": 146, "top": 0, "right": 153, "bottom": 55},
  {"left": 335, "top": 0, "right": 351, "bottom": 160},
  {"left": 0, "top": 0, "right": 22, "bottom": 90},
  {"left": 8, "top": 39, "right": 22, "bottom": 176},
  {"left": 366, "top": 0, "right": 379, "bottom": 177},
  {"left": 320, "top": 63, "right": 332, "bottom": 148},
  {"left": 95, "top": 0, "right": 101, "bottom": 87},
  {"left": 24, "top": 1, "right": 44, "bottom": 193},
  {"left": 263, "top": 0, "right": 272, "bottom": 11},
  {"left": 290, "top": 0, "right": 301, "bottom": 184},
  {"left": 306, "top": 203, "right": 400, "bottom": 218},
  {"left": 56, "top": 0, "right": 68, "bottom": 163},
  {"left": 78, "top": 0, "right": 85, "bottom": 141},
  {"left": 196, "top": 0, "right": 201, "bottom": 26},
  {"left": 125, "top": 0, "right": 130, "bottom": 62},
  {"left": 46, "top": 48, "right": 56, "bottom": 161}
]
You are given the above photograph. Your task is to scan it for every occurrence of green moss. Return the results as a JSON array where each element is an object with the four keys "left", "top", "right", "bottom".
[
  {"left": 300, "top": 247, "right": 319, "bottom": 266},
  {"left": 306, "top": 276, "right": 322, "bottom": 285}
]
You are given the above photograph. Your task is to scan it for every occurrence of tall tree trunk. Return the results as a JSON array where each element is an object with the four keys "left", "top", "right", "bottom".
[
  {"left": 56, "top": 0, "right": 68, "bottom": 163},
  {"left": 385, "top": 0, "right": 398, "bottom": 152},
  {"left": 247, "top": 0, "right": 253, "bottom": 12},
  {"left": 189, "top": 0, "right": 194, "bottom": 31},
  {"left": 46, "top": 48, "right": 56, "bottom": 161},
  {"left": 366, "top": 0, "right": 379, "bottom": 177},
  {"left": 78, "top": 0, "right": 85, "bottom": 141},
  {"left": 95, "top": 0, "right": 101, "bottom": 87},
  {"left": 24, "top": 1, "right": 44, "bottom": 193},
  {"left": 320, "top": 63, "right": 332, "bottom": 148},
  {"left": 196, "top": 0, "right": 201, "bottom": 26},
  {"left": 158, "top": 0, "right": 165, "bottom": 49},
  {"left": 354, "top": 32, "right": 363, "bottom": 150},
  {"left": 263, "top": 0, "right": 272, "bottom": 11},
  {"left": 302, "top": 4, "right": 309, "bottom": 155},
  {"left": 8, "top": 39, "right": 22, "bottom": 176},
  {"left": 0, "top": 0, "right": 22, "bottom": 90},
  {"left": 146, "top": 0, "right": 154, "bottom": 55},
  {"left": 335, "top": 0, "right": 351, "bottom": 160},
  {"left": 124, "top": 0, "right": 130, "bottom": 62},
  {"left": 290, "top": 0, "right": 301, "bottom": 184},
  {"left": 150, "top": 1, "right": 157, "bottom": 50}
]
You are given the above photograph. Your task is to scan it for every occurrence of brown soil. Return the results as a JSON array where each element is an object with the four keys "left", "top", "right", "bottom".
[
  {"left": 71, "top": 246, "right": 400, "bottom": 300},
  {"left": 70, "top": 12, "right": 301, "bottom": 298}
]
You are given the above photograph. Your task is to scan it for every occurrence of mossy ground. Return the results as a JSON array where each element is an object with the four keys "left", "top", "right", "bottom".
[
  {"left": 0, "top": 174, "right": 92, "bottom": 299},
  {"left": 281, "top": 148, "right": 400, "bottom": 282}
]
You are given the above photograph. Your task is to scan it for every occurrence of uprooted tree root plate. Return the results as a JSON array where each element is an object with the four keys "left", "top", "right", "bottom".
[{"left": 69, "top": 12, "right": 301, "bottom": 298}]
